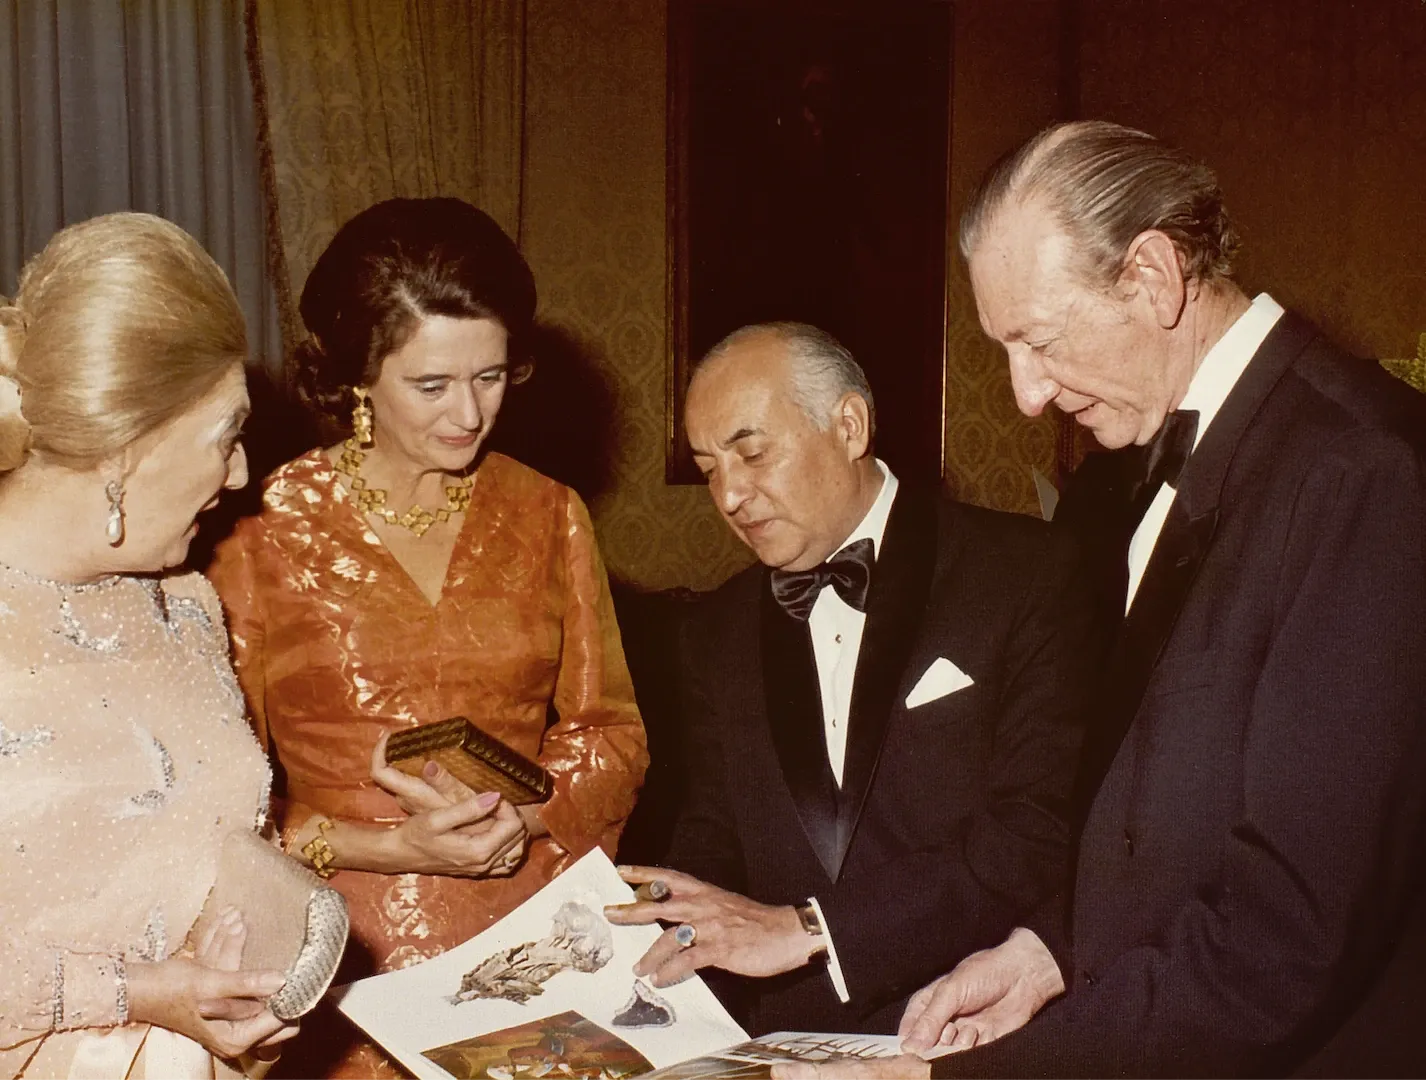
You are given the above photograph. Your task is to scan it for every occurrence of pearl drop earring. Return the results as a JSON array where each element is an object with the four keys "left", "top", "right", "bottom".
[{"left": 105, "top": 480, "right": 125, "bottom": 546}]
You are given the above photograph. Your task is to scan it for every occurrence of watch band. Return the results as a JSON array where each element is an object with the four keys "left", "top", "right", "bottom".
[{"left": 795, "top": 901, "right": 829, "bottom": 958}]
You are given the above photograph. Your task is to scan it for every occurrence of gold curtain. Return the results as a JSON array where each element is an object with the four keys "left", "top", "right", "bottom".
[{"left": 246, "top": 0, "right": 526, "bottom": 356}]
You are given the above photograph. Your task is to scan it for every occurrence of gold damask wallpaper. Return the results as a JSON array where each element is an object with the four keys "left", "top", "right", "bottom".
[
  {"left": 519, "top": 0, "right": 1071, "bottom": 590},
  {"left": 522, "top": 0, "right": 1426, "bottom": 590},
  {"left": 255, "top": 0, "right": 1426, "bottom": 591},
  {"left": 941, "top": 0, "right": 1069, "bottom": 510},
  {"left": 249, "top": 0, "right": 1077, "bottom": 590},
  {"left": 1075, "top": 0, "right": 1426, "bottom": 367},
  {"left": 521, "top": 0, "right": 756, "bottom": 591}
]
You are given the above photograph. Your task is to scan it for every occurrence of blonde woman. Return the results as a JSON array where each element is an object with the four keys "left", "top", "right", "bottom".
[{"left": 0, "top": 214, "right": 296, "bottom": 1079}]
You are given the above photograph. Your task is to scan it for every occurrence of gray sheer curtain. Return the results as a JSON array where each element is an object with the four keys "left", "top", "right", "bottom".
[{"left": 0, "top": 0, "right": 282, "bottom": 373}]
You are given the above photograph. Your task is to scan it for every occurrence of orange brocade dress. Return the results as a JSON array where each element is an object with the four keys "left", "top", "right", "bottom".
[{"left": 207, "top": 450, "right": 648, "bottom": 1078}]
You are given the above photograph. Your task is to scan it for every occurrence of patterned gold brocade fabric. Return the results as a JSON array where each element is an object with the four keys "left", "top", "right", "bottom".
[
  {"left": 208, "top": 450, "right": 648, "bottom": 1077},
  {"left": 0, "top": 568, "right": 270, "bottom": 1080}
]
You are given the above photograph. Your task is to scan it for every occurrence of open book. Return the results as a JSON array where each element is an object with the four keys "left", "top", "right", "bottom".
[{"left": 334, "top": 849, "right": 943, "bottom": 1079}]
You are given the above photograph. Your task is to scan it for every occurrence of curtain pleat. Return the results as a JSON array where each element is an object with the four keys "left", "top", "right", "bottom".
[
  {"left": 0, "top": 0, "right": 282, "bottom": 373},
  {"left": 248, "top": 0, "right": 527, "bottom": 369}
]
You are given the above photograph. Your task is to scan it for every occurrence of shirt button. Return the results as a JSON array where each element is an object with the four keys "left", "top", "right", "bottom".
[
  {"left": 1123, "top": 830, "right": 1135, "bottom": 856},
  {"left": 1082, "top": 971, "right": 1097, "bottom": 987},
  {"left": 834, "top": 633, "right": 842, "bottom": 644}
]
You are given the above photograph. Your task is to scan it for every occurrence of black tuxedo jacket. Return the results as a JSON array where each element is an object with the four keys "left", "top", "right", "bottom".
[
  {"left": 937, "top": 313, "right": 1426, "bottom": 1077},
  {"left": 669, "top": 488, "right": 1101, "bottom": 1034}
]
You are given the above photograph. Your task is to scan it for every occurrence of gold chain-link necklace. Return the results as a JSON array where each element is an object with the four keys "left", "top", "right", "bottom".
[{"left": 334, "top": 439, "right": 472, "bottom": 538}]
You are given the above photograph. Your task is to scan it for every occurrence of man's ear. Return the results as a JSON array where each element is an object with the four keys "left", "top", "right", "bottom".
[
  {"left": 835, "top": 392, "right": 873, "bottom": 460},
  {"left": 1121, "top": 229, "right": 1187, "bottom": 330}
]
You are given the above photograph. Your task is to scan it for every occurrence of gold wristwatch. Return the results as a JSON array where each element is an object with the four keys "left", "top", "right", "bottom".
[{"left": 795, "top": 900, "right": 829, "bottom": 959}]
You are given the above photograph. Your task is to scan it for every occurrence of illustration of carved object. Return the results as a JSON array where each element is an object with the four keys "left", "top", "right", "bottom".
[
  {"left": 611, "top": 979, "right": 676, "bottom": 1029},
  {"left": 451, "top": 901, "right": 614, "bottom": 1005}
]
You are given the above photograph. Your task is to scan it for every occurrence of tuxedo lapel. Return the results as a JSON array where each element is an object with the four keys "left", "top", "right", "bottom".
[
  {"left": 1075, "top": 313, "right": 1318, "bottom": 810},
  {"left": 760, "top": 582, "right": 843, "bottom": 879},
  {"left": 1055, "top": 448, "right": 1143, "bottom": 622},
  {"left": 832, "top": 488, "right": 939, "bottom": 880},
  {"left": 1099, "top": 503, "right": 1218, "bottom": 750},
  {"left": 1122, "top": 313, "right": 1315, "bottom": 687}
]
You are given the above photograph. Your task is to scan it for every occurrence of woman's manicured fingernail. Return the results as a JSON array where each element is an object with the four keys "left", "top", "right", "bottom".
[
  {"left": 423, "top": 760, "right": 441, "bottom": 779},
  {"left": 477, "top": 791, "right": 500, "bottom": 810}
]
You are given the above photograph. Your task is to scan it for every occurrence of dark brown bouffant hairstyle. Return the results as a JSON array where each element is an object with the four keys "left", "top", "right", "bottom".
[{"left": 294, "top": 197, "right": 537, "bottom": 429}]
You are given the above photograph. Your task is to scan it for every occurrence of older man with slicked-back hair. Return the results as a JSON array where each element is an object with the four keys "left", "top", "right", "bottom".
[
  {"left": 606, "top": 321, "right": 1101, "bottom": 1036},
  {"left": 779, "top": 122, "right": 1426, "bottom": 1080}
]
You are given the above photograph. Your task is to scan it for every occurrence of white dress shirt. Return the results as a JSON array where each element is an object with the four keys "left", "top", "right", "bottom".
[
  {"left": 808, "top": 459, "right": 899, "bottom": 784},
  {"left": 805, "top": 458, "right": 898, "bottom": 1004},
  {"left": 1126, "top": 294, "right": 1285, "bottom": 610}
]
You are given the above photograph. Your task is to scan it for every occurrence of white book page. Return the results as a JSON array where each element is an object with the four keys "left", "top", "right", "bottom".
[
  {"left": 334, "top": 848, "right": 748, "bottom": 1079},
  {"left": 644, "top": 1031, "right": 953, "bottom": 1078}
]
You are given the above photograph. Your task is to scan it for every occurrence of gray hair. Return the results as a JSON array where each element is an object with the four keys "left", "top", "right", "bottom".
[
  {"left": 700, "top": 321, "right": 875, "bottom": 436},
  {"left": 959, "top": 120, "right": 1241, "bottom": 289}
]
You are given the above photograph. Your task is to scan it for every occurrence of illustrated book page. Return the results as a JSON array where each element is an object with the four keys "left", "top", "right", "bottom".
[
  {"left": 334, "top": 848, "right": 748, "bottom": 1079},
  {"left": 644, "top": 1031, "right": 954, "bottom": 1079}
]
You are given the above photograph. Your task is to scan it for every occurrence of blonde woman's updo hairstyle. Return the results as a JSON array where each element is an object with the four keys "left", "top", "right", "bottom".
[
  {"left": 294, "top": 197, "right": 537, "bottom": 430},
  {"left": 0, "top": 213, "right": 247, "bottom": 473}
]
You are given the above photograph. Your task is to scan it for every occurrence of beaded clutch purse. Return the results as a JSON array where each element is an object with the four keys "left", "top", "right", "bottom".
[
  {"left": 385, "top": 716, "right": 554, "bottom": 806},
  {"left": 191, "top": 831, "right": 350, "bottom": 1021}
]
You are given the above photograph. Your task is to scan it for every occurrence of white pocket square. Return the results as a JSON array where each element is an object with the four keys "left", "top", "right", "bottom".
[{"left": 905, "top": 657, "right": 975, "bottom": 708}]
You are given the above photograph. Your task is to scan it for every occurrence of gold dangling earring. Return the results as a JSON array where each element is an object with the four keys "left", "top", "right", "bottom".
[
  {"left": 104, "top": 480, "right": 125, "bottom": 546},
  {"left": 352, "top": 387, "right": 375, "bottom": 449}
]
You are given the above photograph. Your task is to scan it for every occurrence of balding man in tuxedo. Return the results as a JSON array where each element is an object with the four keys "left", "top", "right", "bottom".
[{"left": 607, "top": 322, "right": 1099, "bottom": 1036}]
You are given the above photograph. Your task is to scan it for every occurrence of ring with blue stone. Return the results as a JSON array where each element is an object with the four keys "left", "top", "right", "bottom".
[{"left": 673, "top": 923, "right": 698, "bottom": 949}]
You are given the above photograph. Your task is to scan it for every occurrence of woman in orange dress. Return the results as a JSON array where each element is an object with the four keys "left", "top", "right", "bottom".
[{"left": 208, "top": 198, "right": 648, "bottom": 1078}]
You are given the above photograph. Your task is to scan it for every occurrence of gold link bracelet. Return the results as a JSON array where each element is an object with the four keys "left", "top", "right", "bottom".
[{"left": 301, "top": 818, "right": 338, "bottom": 879}]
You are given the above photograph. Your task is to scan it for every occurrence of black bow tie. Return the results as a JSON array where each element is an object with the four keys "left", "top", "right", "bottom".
[
  {"left": 1127, "top": 409, "right": 1199, "bottom": 509},
  {"left": 770, "top": 537, "right": 876, "bottom": 621}
]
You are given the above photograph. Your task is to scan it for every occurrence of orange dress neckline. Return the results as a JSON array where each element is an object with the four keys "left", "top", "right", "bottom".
[
  {"left": 322, "top": 447, "right": 482, "bottom": 609},
  {"left": 208, "top": 449, "right": 648, "bottom": 1079}
]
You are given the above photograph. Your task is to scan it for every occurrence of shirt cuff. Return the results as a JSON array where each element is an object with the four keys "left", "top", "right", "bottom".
[{"left": 808, "top": 896, "right": 850, "bottom": 1004}]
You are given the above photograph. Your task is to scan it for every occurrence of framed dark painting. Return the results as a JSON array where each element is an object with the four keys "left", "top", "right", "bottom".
[{"left": 665, "top": 0, "right": 954, "bottom": 483}]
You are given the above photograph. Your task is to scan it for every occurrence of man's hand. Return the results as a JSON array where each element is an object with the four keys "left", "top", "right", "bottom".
[
  {"left": 899, "top": 926, "right": 1064, "bottom": 1054},
  {"left": 604, "top": 866, "right": 821, "bottom": 987},
  {"left": 770, "top": 1055, "right": 932, "bottom": 1079}
]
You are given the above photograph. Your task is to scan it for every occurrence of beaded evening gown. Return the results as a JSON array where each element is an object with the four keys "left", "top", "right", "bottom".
[
  {"left": 208, "top": 450, "right": 648, "bottom": 1078},
  {"left": 0, "top": 567, "right": 271, "bottom": 1080}
]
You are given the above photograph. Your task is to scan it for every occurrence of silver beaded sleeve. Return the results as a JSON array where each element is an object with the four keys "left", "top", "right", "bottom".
[{"left": 50, "top": 950, "right": 64, "bottom": 1029}]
